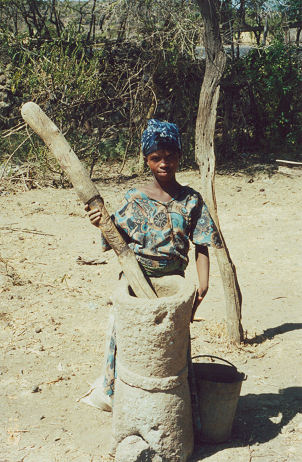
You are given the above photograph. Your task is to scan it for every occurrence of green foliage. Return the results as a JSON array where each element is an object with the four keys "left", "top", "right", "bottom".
[
  {"left": 248, "top": 41, "right": 301, "bottom": 148},
  {"left": 1, "top": 0, "right": 302, "bottom": 177},
  {"left": 276, "top": 0, "right": 302, "bottom": 23},
  {"left": 0, "top": 22, "right": 203, "bottom": 171},
  {"left": 220, "top": 39, "right": 302, "bottom": 158}
]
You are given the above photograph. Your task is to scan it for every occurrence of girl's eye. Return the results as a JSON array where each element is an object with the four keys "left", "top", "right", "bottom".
[{"left": 166, "top": 154, "right": 176, "bottom": 161}]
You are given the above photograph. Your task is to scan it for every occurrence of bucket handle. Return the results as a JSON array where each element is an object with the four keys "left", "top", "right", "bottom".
[
  {"left": 191, "top": 355, "right": 247, "bottom": 382},
  {"left": 191, "top": 354, "right": 238, "bottom": 370}
]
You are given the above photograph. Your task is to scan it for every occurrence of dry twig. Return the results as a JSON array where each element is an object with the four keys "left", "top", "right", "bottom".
[{"left": 0, "top": 226, "right": 54, "bottom": 236}]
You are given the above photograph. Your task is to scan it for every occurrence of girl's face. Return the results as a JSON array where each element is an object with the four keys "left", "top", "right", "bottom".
[{"left": 146, "top": 149, "right": 180, "bottom": 183}]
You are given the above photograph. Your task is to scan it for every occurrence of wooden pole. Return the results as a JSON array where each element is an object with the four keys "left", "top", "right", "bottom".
[
  {"left": 21, "top": 102, "right": 156, "bottom": 299},
  {"left": 195, "top": 0, "right": 244, "bottom": 343}
]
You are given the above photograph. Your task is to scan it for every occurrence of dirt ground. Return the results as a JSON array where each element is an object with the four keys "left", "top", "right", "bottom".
[{"left": 1, "top": 166, "right": 302, "bottom": 462}]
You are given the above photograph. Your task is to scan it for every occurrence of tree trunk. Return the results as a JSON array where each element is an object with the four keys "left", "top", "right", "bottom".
[
  {"left": 195, "top": 0, "right": 243, "bottom": 344},
  {"left": 296, "top": 26, "right": 301, "bottom": 46},
  {"left": 262, "top": 15, "right": 269, "bottom": 46},
  {"left": 87, "top": 0, "right": 96, "bottom": 43}
]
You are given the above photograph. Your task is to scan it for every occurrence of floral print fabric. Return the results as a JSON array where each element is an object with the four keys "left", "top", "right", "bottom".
[
  {"left": 100, "top": 186, "right": 222, "bottom": 276},
  {"left": 103, "top": 324, "right": 116, "bottom": 398}
]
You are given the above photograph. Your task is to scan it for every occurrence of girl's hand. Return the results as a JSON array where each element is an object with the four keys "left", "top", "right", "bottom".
[
  {"left": 191, "top": 286, "right": 208, "bottom": 322},
  {"left": 197, "top": 286, "right": 208, "bottom": 302},
  {"left": 84, "top": 204, "right": 101, "bottom": 227}
]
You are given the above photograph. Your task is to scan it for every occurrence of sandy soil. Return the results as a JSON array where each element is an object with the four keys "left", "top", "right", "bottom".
[{"left": 1, "top": 167, "right": 302, "bottom": 462}]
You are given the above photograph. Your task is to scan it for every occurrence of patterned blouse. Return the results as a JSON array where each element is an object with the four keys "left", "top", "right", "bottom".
[{"left": 101, "top": 186, "right": 222, "bottom": 276}]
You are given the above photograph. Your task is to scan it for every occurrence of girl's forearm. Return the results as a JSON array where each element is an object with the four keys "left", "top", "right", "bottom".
[
  {"left": 195, "top": 245, "right": 209, "bottom": 295},
  {"left": 191, "top": 245, "right": 210, "bottom": 320}
]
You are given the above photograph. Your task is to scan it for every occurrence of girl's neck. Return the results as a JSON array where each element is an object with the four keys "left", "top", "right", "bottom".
[
  {"left": 141, "top": 177, "right": 181, "bottom": 202},
  {"left": 152, "top": 177, "right": 180, "bottom": 195}
]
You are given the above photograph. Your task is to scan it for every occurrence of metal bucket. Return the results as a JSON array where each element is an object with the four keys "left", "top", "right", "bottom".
[{"left": 192, "top": 355, "right": 246, "bottom": 443}]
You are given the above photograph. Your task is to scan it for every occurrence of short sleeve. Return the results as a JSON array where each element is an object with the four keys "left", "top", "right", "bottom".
[{"left": 191, "top": 196, "right": 222, "bottom": 248}]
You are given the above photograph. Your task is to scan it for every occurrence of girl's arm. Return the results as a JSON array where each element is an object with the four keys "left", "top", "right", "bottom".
[
  {"left": 192, "top": 245, "right": 209, "bottom": 321},
  {"left": 84, "top": 200, "right": 131, "bottom": 251}
]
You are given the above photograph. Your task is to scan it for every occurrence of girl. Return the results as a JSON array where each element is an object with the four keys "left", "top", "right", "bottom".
[{"left": 81, "top": 119, "right": 221, "bottom": 411}]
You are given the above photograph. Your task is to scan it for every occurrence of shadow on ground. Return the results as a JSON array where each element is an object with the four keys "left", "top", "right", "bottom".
[
  {"left": 246, "top": 322, "right": 302, "bottom": 345},
  {"left": 190, "top": 386, "right": 302, "bottom": 461},
  {"left": 217, "top": 160, "right": 277, "bottom": 177}
]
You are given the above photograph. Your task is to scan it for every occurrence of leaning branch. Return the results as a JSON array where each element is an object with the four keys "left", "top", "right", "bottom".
[{"left": 21, "top": 102, "right": 156, "bottom": 299}]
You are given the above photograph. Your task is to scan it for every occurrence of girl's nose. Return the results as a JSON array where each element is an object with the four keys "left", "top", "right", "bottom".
[{"left": 160, "top": 159, "right": 168, "bottom": 167}]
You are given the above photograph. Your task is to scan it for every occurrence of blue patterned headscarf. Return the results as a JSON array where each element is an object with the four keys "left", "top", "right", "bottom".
[{"left": 141, "top": 119, "right": 182, "bottom": 157}]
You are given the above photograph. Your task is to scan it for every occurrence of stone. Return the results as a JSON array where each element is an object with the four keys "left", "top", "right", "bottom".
[{"left": 115, "top": 435, "right": 158, "bottom": 462}]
